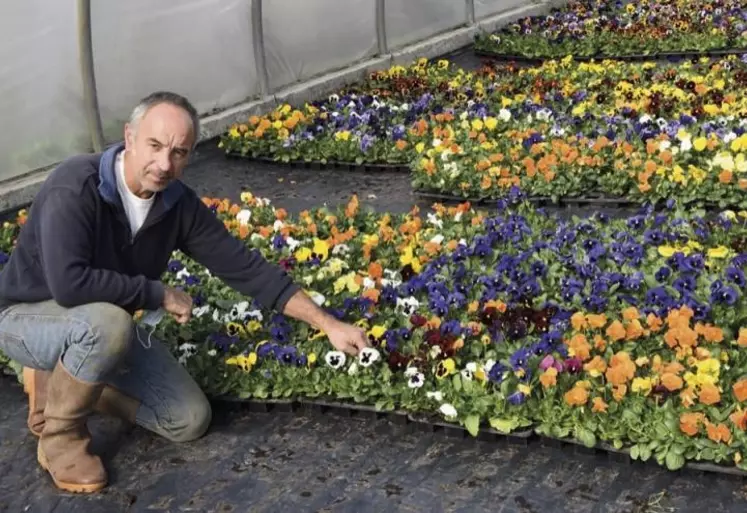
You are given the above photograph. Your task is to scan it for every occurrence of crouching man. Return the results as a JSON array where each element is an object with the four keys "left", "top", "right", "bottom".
[{"left": 0, "top": 91, "right": 368, "bottom": 493}]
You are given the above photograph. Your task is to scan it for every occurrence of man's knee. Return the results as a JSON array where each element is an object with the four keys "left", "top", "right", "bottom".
[
  {"left": 80, "top": 303, "right": 134, "bottom": 359},
  {"left": 164, "top": 393, "right": 212, "bottom": 443}
]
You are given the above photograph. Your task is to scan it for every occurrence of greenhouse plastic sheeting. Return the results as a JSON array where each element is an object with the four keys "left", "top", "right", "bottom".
[
  {"left": 263, "top": 0, "right": 378, "bottom": 91},
  {"left": 91, "top": 0, "right": 260, "bottom": 143},
  {"left": 0, "top": 0, "right": 91, "bottom": 182},
  {"left": 385, "top": 0, "right": 466, "bottom": 50},
  {"left": 475, "top": 0, "right": 531, "bottom": 19}
]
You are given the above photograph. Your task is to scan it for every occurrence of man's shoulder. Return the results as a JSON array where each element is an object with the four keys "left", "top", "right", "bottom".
[{"left": 41, "top": 152, "right": 101, "bottom": 195}]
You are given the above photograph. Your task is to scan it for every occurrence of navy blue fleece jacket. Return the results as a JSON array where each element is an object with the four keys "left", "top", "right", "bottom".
[{"left": 0, "top": 143, "right": 300, "bottom": 314}]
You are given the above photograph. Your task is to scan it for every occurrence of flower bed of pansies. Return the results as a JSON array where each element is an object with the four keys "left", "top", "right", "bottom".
[
  {"left": 474, "top": 0, "right": 747, "bottom": 60},
  {"left": 6, "top": 189, "right": 747, "bottom": 472},
  {"left": 220, "top": 56, "right": 747, "bottom": 208}
]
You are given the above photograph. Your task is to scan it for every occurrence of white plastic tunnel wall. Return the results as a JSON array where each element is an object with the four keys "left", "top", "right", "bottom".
[
  {"left": 262, "top": 0, "right": 378, "bottom": 91},
  {"left": 0, "top": 0, "right": 550, "bottom": 184},
  {"left": 91, "top": 0, "right": 261, "bottom": 144},
  {"left": 0, "top": 0, "right": 91, "bottom": 182},
  {"left": 476, "top": 0, "right": 536, "bottom": 19}
]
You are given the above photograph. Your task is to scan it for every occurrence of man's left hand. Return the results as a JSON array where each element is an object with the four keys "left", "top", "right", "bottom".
[{"left": 325, "top": 319, "right": 369, "bottom": 356}]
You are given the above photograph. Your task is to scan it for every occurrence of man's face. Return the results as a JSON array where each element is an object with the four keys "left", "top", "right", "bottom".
[{"left": 123, "top": 102, "right": 195, "bottom": 197}]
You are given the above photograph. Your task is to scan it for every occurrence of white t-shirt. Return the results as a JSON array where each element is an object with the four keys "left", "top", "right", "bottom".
[{"left": 115, "top": 151, "right": 154, "bottom": 236}]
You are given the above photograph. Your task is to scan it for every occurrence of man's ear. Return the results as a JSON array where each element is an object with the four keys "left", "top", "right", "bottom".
[{"left": 123, "top": 123, "right": 134, "bottom": 150}]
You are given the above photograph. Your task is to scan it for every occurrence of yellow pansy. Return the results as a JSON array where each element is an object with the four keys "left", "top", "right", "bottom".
[
  {"left": 295, "top": 247, "right": 312, "bottom": 262},
  {"left": 312, "top": 238, "right": 329, "bottom": 261},
  {"left": 484, "top": 117, "right": 498, "bottom": 130},
  {"left": 707, "top": 246, "right": 730, "bottom": 259},
  {"left": 658, "top": 246, "right": 676, "bottom": 258},
  {"left": 245, "top": 320, "right": 262, "bottom": 333},
  {"left": 693, "top": 137, "right": 708, "bottom": 151},
  {"left": 226, "top": 352, "right": 258, "bottom": 372},
  {"left": 400, "top": 246, "right": 422, "bottom": 273},
  {"left": 334, "top": 130, "right": 351, "bottom": 142},
  {"left": 368, "top": 325, "right": 387, "bottom": 341},
  {"left": 631, "top": 377, "right": 653, "bottom": 396},
  {"left": 333, "top": 272, "right": 361, "bottom": 294},
  {"left": 415, "top": 142, "right": 425, "bottom": 153}
]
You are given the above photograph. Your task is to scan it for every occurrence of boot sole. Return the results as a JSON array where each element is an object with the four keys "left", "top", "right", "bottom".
[{"left": 37, "top": 444, "right": 107, "bottom": 493}]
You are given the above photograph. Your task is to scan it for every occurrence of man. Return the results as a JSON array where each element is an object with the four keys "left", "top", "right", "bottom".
[{"left": 0, "top": 91, "right": 369, "bottom": 494}]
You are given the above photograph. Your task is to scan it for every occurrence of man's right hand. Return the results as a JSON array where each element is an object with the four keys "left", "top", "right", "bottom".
[{"left": 163, "top": 286, "right": 193, "bottom": 324}]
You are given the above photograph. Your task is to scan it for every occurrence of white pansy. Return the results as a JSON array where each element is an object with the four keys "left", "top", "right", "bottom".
[
  {"left": 466, "top": 362, "right": 478, "bottom": 373},
  {"left": 362, "top": 277, "right": 376, "bottom": 290},
  {"left": 461, "top": 369, "right": 474, "bottom": 380},
  {"left": 245, "top": 309, "right": 263, "bottom": 321},
  {"left": 286, "top": 237, "right": 301, "bottom": 251},
  {"left": 536, "top": 108, "right": 553, "bottom": 121},
  {"left": 639, "top": 114, "right": 652, "bottom": 124},
  {"left": 401, "top": 103, "right": 409, "bottom": 111},
  {"left": 273, "top": 220, "right": 285, "bottom": 232},
  {"left": 325, "top": 351, "right": 346, "bottom": 369},
  {"left": 332, "top": 243, "right": 351, "bottom": 255},
  {"left": 177, "top": 343, "right": 197, "bottom": 365},
  {"left": 439, "top": 403, "right": 458, "bottom": 418},
  {"left": 329, "top": 94, "right": 340, "bottom": 103},
  {"left": 427, "top": 212, "right": 444, "bottom": 229},
  {"left": 680, "top": 138, "right": 693, "bottom": 152},
  {"left": 236, "top": 209, "right": 252, "bottom": 226},
  {"left": 429, "top": 345, "right": 442, "bottom": 359},
  {"left": 212, "top": 309, "right": 222, "bottom": 322},
  {"left": 455, "top": 212, "right": 463, "bottom": 222},
  {"left": 484, "top": 359, "right": 496, "bottom": 372},
  {"left": 426, "top": 391, "right": 443, "bottom": 401},
  {"left": 725, "top": 131, "right": 738, "bottom": 143},
  {"left": 396, "top": 296, "right": 420, "bottom": 315},
  {"left": 193, "top": 305, "right": 211, "bottom": 318},
  {"left": 404, "top": 366, "right": 420, "bottom": 377},
  {"left": 432, "top": 138, "right": 443, "bottom": 148},
  {"left": 459, "top": 238, "right": 467, "bottom": 246},
  {"left": 207, "top": 349, "right": 217, "bottom": 357},
  {"left": 308, "top": 291, "right": 326, "bottom": 306},
  {"left": 498, "top": 108, "right": 511, "bottom": 122},
  {"left": 359, "top": 347, "right": 381, "bottom": 367},
  {"left": 176, "top": 268, "right": 190, "bottom": 281},
  {"left": 408, "top": 372, "right": 425, "bottom": 388},
  {"left": 659, "top": 140, "right": 671, "bottom": 151},
  {"left": 430, "top": 234, "right": 445, "bottom": 245},
  {"left": 550, "top": 126, "right": 566, "bottom": 137}
]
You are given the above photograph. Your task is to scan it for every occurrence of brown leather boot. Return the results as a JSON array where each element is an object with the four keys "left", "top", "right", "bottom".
[
  {"left": 36, "top": 360, "right": 108, "bottom": 493},
  {"left": 24, "top": 367, "right": 140, "bottom": 438}
]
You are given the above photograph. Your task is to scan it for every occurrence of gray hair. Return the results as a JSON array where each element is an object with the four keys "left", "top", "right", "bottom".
[{"left": 128, "top": 91, "right": 200, "bottom": 149}]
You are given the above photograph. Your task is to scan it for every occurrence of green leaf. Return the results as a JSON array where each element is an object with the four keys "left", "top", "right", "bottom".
[
  {"left": 630, "top": 445, "right": 640, "bottom": 460},
  {"left": 576, "top": 427, "right": 597, "bottom": 448},
  {"left": 666, "top": 449, "right": 686, "bottom": 471},
  {"left": 489, "top": 417, "right": 519, "bottom": 433},
  {"left": 465, "top": 414, "right": 480, "bottom": 437},
  {"left": 639, "top": 445, "right": 652, "bottom": 462},
  {"left": 452, "top": 374, "right": 463, "bottom": 392}
]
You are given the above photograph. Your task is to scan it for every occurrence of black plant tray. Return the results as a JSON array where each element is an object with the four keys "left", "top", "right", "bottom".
[
  {"left": 225, "top": 153, "right": 411, "bottom": 173},
  {"left": 406, "top": 413, "right": 534, "bottom": 446},
  {"left": 474, "top": 47, "right": 747, "bottom": 63},
  {"left": 413, "top": 190, "right": 746, "bottom": 211},
  {"left": 210, "top": 393, "right": 747, "bottom": 476},
  {"left": 538, "top": 432, "right": 747, "bottom": 478},
  {"left": 413, "top": 190, "right": 638, "bottom": 208}
]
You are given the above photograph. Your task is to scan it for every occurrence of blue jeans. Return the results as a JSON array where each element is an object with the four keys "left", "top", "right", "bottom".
[{"left": 0, "top": 300, "right": 211, "bottom": 443}]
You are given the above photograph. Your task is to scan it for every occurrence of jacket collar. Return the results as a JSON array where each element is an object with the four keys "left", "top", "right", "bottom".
[{"left": 97, "top": 142, "right": 185, "bottom": 213}]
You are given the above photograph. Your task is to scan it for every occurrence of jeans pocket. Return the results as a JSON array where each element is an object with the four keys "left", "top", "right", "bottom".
[{"left": 0, "top": 330, "right": 43, "bottom": 369}]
